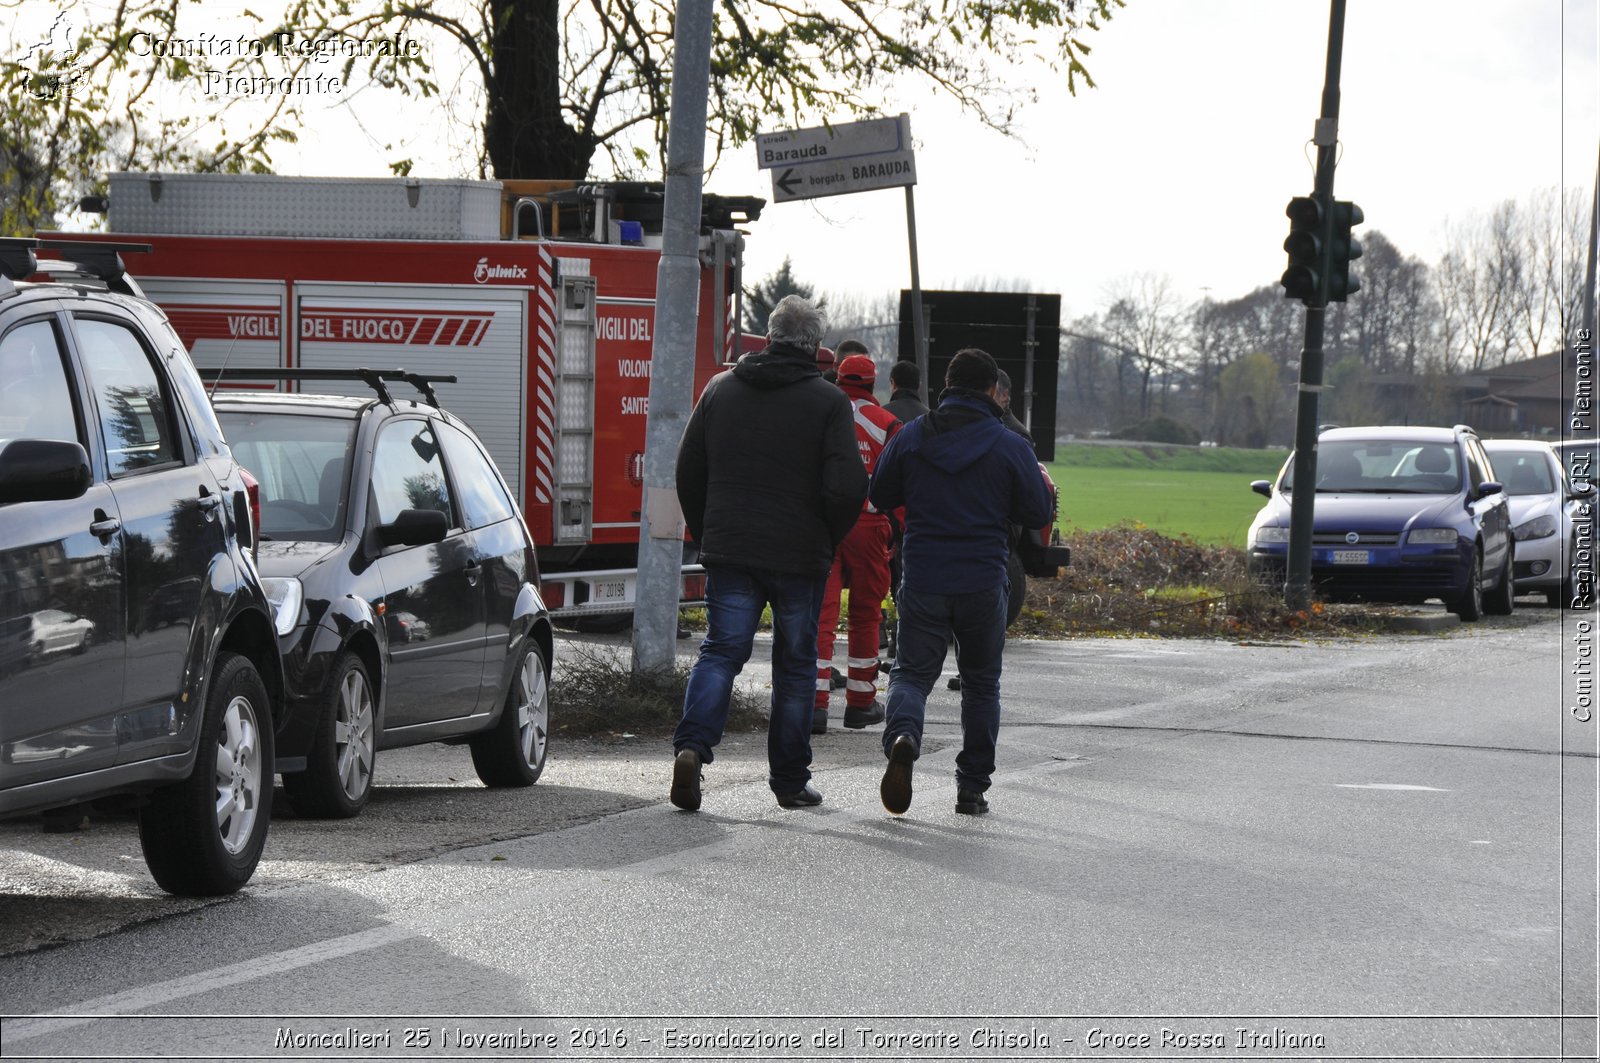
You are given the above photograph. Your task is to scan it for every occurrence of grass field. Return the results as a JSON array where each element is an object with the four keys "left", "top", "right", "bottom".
[{"left": 1045, "top": 442, "right": 1289, "bottom": 546}]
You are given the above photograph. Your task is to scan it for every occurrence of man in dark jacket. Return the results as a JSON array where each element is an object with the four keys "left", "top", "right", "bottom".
[
  {"left": 883, "top": 361, "right": 930, "bottom": 424},
  {"left": 995, "top": 369, "right": 1034, "bottom": 444},
  {"left": 672, "top": 295, "right": 867, "bottom": 811},
  {"left": 868, "top": 348, "right": 1052, "bottom": 817}
]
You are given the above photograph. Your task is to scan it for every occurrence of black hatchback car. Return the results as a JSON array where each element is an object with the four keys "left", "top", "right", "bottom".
[
  {"left": 0, "top": 238, "right": 284, "bottom": 896},
  {"left": 211, "top": 370, "right": 553, "bottom": 818}
]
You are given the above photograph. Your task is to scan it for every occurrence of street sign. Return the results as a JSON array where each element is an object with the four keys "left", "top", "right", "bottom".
[
  {"left": 755, "top": 116, "right": 906, "bottom": 170},
  {"left": 757, "top": 115, "right": 917, "bottom": 203},
  {"left": 770, "top": 151, "right": 918, "bottom": 203}
]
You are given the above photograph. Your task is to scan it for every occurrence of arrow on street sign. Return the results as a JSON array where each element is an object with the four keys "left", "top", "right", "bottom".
[{"left": 775, "top": 169, "right": 804, "bottom": 198}]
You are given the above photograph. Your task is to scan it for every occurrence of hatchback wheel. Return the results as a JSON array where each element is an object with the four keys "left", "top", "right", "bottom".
[
  {"left": 139, "top": 652, "right": 274, "bottom": 896},
  {"left": 1484, "top": 545, "right": 1516, "bottom": 616},
  {"left": 470, "top": 642, "right": 550, "bottom": 787},
  {"left": 283, "top": 652, "right": 376, "bottom": 818},
  {"left": 1450, "top": 548, "right": 1484, "bottom": 622}
]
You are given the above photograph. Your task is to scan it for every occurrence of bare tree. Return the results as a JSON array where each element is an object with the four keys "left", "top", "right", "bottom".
[
  {"left": 1102, "top": 273, "right": 1185, "bottom": 419},
  {"left": 1438, "top": 201, "right": 1524, "bottom": 370}
]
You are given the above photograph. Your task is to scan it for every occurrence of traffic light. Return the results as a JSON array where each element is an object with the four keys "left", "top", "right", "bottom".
[
  {"left": 1280, "top": 195, "right": 1324, "bottom": 305},
  {"left": 1326, "top": 199, "right": 1364, "bottom": 302}
]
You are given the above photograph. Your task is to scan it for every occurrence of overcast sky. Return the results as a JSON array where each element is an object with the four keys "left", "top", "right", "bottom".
[
  {"left": 708, "top": 0, "right": 1599, "bottom": 320},
  {"left": 35, "top": 0, "right": 1600, "bottom": 322}
]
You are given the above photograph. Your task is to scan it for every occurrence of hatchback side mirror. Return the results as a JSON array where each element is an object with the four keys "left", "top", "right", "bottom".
[
  {"left": 1571, "top": 481, "right": 1595, "bottom": 499},
  {"left": 0, "top": 439, "right": 91, "bottom": 503},
  {"left": 1250, "top": 479, "right": 1272, "bottom": 498},
  {"left": 1475, "top": 481, "right": 1503, "bottom": 499},
  {"left": 376, "top": 508, "right": 449, "bottom": 547}
]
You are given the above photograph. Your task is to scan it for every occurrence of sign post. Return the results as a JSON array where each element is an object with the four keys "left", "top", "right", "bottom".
[{"left": 757, "top": 114, "right": 927, "bottom": 400}]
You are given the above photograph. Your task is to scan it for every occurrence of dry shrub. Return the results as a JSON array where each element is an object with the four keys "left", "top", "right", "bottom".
[
  {"left": 1010, "top": 523, "right": 1383, "bottom": 640},
  {"left": 552, "top": 646, "right": 769, "bottom": 737}
]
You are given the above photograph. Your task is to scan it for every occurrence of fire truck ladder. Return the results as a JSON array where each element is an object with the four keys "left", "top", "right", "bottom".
[{"left": 554, "top": 267, "right": 598, "bottom": 545}]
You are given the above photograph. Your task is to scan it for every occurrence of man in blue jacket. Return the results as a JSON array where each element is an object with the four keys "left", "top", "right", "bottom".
[{"left": 868, "top": 348, "right": 1052, "bottom": 816}]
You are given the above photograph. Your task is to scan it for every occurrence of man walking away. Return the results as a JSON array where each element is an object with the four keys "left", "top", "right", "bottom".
[
  {"left": 814, "top": 348, "right": 900, "bottom": 734},
  {"left": 884, "top": 361, "right": 930, "bottom": 424},
  {"left": 868, "top": 348, "right": 1051, "bottom": 816},
  {"left": 995, "top": 369, "right": 1034, "bottom": 445},
  {"left": 672, "top": 296, "right": 866, "bottom": 811}
]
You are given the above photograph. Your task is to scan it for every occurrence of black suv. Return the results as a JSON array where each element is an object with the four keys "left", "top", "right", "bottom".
[
  {"left": 210, "top": 370, "right": 553, "bottom": 819},
  {"left": 0, "top": 238, "right": 283, "bottom": 895}
]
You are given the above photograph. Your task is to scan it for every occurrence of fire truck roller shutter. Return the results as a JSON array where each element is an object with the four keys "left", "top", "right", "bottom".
[
  {"left": 135, "top": 278, "right": 288, "bottom": 376},
  {"left": 294, "top": 286, "right": 529, "bottom": 506}
]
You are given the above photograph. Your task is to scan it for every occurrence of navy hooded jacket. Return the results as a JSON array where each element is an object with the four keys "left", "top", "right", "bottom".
[{"left": 868, "top": 391, "right": 1052, "bottom": 595}]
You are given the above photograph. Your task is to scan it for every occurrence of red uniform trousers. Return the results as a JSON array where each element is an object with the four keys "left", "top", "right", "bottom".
[{"left": 815, "top": 514, "right": 893, "bottom": 710}]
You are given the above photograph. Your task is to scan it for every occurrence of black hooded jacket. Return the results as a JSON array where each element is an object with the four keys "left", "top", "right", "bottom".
[{"left": 676, "top": 342, "right": 867, "bottom": 576}]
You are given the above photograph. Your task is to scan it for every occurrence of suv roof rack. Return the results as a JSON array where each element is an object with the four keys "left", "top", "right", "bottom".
[
  {"left": 206, "top": 367, "right": 458, "bottom": 407},
  {"left": 0, "top": 237, "right": 152, "bottom": 297}
]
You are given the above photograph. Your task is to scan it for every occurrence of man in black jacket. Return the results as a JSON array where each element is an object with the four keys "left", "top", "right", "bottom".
[
  {"left": 671, "top": 295, "right": 867, "bottom": 811},
  {"left": 883, "top": 361, "right": 930, "bottom": 424}
]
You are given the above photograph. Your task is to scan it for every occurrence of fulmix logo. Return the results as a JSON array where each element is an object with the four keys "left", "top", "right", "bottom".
[
  {"left": 473, "top": 258, "right": 528, "bottom": 284},
  {"left": 20, "top": 8, "right": 86, "bottom": 102}
]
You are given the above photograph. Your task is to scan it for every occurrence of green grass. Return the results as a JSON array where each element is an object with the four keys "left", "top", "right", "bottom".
[{"left": 1046, "top": 443, "right": 1288, "bottom": 546}]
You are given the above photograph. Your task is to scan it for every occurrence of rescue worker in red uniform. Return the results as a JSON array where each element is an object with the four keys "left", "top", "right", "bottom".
[{"left": 814, "top": 349, "right": 901, "bottom": 733}]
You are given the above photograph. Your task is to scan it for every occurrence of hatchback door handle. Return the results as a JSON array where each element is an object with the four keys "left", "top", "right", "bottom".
[
  {"left": 464, "top": 560, "right": 481, "bottom": 587},
  {"left": 90, "top": 511, "right": 121, "bottom": 537}
]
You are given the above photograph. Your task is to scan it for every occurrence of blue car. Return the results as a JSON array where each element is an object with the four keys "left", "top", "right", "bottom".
[{"left": 1246, "top": 425, "right": 1515, "bottom": 621}]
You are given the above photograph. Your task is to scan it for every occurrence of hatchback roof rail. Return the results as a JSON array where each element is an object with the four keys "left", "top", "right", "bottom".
[
  {"left": 206, "top": 367, "right": 458, "bottom": 407},
  {"left": 0, "top": 237, "right": 152, "bottom": 296}
]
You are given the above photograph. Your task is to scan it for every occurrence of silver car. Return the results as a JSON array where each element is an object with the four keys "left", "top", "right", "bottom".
[{"left": 1483, "top": 439, "right": 1591, "bottom": 608}]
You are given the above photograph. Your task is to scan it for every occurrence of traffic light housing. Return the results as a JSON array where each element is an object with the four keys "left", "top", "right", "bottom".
[
  {"left": 1280, "top": 195, "right": 1324, "bottom": 305},
  {"left": 1326, "top": 199, "right": 1364, "bottom": 302}
]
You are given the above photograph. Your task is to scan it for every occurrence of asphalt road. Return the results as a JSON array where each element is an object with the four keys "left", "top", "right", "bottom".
[{"left": 0, "top": 605, "right": 1595, "bottom": 1062}]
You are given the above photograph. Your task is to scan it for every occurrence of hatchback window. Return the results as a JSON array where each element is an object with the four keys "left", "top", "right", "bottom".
[
  {"left": 437, "top": 421, "right": 515, "bottom": 530},
  {"left": 75, "top": 318, "right": 181, "bottom": 475},
  {"left": 371, "top": 420, "right": 453, "bottom": 527},
  {"left": 0, "top": 320, "right": 79, "bottom": 446},
  {"left": 218, "top": 411, "right": 357, "bottom": 543},
  {"left": 1492, "top": 453, "right": 1556, "bottom": 496},
  {"left": 1285, "top": 440, "right": 1462, "bottom": 494}
]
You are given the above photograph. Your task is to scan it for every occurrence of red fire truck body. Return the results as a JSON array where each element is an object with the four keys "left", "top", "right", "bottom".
[{"left": 51, "top": 177, "right": 758, "bottom": 619}]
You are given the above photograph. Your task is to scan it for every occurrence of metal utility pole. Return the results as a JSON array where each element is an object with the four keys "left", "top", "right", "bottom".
[
  {"left": 632, "top": 0, "right": 713, "bottom": 677},
  {"left": 905, "top": 181, "right": 931, "bottom": 405},
  {"left": 1284, "top": 0, "right": 1348, "bottom": 611}
]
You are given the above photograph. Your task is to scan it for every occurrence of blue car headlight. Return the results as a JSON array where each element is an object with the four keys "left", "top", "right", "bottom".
[
  {"left": 1513, "top": 514, "right": 1557, "bottom": 541},
  {"left": 1408, "top": 527, "right": 1458, "bottom": 545}
]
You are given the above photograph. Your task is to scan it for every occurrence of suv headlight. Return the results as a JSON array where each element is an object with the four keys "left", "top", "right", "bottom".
[
  {"left": 1408, "top": 528, "right": 1457, "bottom": 545},
  {"left": 1513, "top": 514, "right": 1557, "bottom": 541},
  {"left": 261, "top": 577, "right": 304, "bottom": 637},
  {"left": 1252, "top": 526, "right": 1291, "bottom": 544}
]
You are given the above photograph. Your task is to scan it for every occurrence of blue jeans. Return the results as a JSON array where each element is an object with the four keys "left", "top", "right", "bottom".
[
  {"left": 881, "top": 582, "right": 1008, "bottom": 793},
  {"left": 674, "top": 564, "right": 828, "bottom": 796}
]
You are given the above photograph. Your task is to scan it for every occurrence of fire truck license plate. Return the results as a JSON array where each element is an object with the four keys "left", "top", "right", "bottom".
[
  {"left": 592, "top": 580, "right": 628, "bottom": 602},
  {"left": 1330, "top": 550, "right": 1369, "bottom": 565}
]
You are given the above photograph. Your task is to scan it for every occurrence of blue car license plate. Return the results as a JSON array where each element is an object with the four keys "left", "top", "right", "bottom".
[{"left": 1330, "top": 549, "right": 1369, "bottom": 565}]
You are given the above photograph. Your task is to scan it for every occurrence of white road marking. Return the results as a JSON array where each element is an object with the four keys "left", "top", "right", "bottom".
[{"left": 1334, "top": 783, "right": 1452, "bottom": 791}]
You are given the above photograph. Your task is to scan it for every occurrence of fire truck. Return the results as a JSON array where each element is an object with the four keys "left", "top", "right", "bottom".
[{"left": 51, "top": 173, "right": 765, "bottom": 624}]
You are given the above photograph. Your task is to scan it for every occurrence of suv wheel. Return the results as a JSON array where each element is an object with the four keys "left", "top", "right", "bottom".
[
  {"left": 1449, "top": 548, "right": 1484, "bottom": 622},
  {"left": 283, "top": 652, "right": 375, "bottom": 819},
  {"left": 139, "top": 652, "right": 274, "bottom": 895},
  {"left": 469, "top": 642, "right": 549, "bottom": 787}
]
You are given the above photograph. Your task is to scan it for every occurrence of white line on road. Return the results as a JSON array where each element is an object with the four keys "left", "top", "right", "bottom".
[{"left": 1334, "top": 783, "right": 1453, "bottom": 791}]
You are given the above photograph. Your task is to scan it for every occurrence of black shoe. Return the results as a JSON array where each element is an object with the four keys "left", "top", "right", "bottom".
[
  {"left": 670, "top": 749, "right": 702, "bottom": 811},
  {"left": 843, "top": 701, "right": 885, "bottom": 729},
  {"left": 812, "top": 708, "right": 828, "bottom": 735},
  {"left": 947, "top": 676, "right": 962, "bottom": 691},
  {"left": 880, "top": 735, "right": 917, "bottom": 815},
  {"left": 955, "top": 789, "right": 989, "bottom": 815},
  {"left": 829, "top": 667, "right": 846, "bottom": 690},
  {"left": 776, "top": 781, "right": 823, "bottom": 808}
]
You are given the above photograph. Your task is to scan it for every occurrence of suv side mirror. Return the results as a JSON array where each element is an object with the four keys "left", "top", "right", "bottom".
[
  {"left": 1250, "top": 479, "right": 1272, "bottom": 498},
  {"left": 376, "top": 507, "right": 449, "bottom": 547},
  {"left": 0, "top": 439, "right": 91, "bottom": 503}
]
